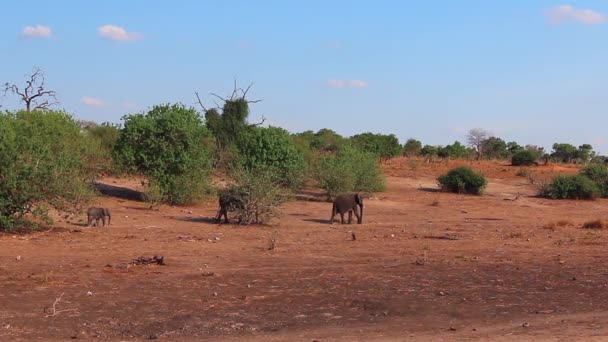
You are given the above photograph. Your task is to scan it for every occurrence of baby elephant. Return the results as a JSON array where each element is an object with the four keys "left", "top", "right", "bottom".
[
  {"left": 330, "top": 193, "right": 364, "bottom": 224},
  {"left": 215, "top": 192, "right": 244, "bottom": 224},
  {"left": 87, "top": 207, "right": 111, "bottom": 227}
]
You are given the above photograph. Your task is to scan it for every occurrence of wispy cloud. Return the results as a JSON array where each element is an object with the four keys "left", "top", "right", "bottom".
[
  {"left": 326, "top": 79, "right": 368, "bottom": 88},
  {"left": 22, "top": 25, "right": 52, "bottom": 39},
  {"left": 122, "top": 101, "right": 136, "bottom": 109},
  {"left": 97, "top": 24, "right": 143, "bottom": 42},
  {"left": 81, "top": 96, "right": 109, "bottom": 108},
  {"left": 545, "top": 5, "right": 607, "bottom": 25}
]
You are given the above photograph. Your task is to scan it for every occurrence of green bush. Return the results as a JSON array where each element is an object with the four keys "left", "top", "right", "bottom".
[
  {"left": 511, "top": 150, "right": 537, "bottom": 166},
  {"left": 316, "top": 145, "right": 385, "bottom": 199},
  {"left": 0, "top": 110, "right": 96, "bottom": 230},
  {"left": 580, "top": 164, "right": 608, "bottom": 197},
  {"left": 540, "top": 174, "right": 600, "bottom": 200},
  {"left": 437, "top": 166, "right": 487, "bottom": 195},
  {"left": 114, "top": 103, "right": 213, "bottom": 205},
  {"left": 236, "top": 126, "right": 306, "bottom": 190}
]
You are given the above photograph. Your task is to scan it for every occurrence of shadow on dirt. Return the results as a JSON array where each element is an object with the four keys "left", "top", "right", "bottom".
[
  {"left": 417, "top": 187, "right": 440, "bottom": 193},
  {"left": 175, "top": 216, "right": 219, "bottom": 224},
  {"left": 302, "top": 218, "right": 332, "bottom": 224},
  {"left": 295, "top": 190, "right": 327, "bottom": 202},
  {"left": 94, "top": 182, "right": 146, "bottom": 202}
]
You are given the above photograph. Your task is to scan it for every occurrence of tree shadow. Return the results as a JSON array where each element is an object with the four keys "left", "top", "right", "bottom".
[
  {"left": 94, "top": 182, "right": 146, "bottom": 202},
  {"left": 175, "top": 216, "right": 220, "bottom": 224},
  {"left": 417, "top": 187, "right": 440, "bottom": 193}
]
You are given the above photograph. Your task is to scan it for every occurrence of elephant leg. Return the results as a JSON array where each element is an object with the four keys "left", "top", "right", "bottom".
[
  {"left": 330, "top": 205, "right": 337, "bottom": 224},
  {"left": 348, "top": 211, "right": 353, "bottom": 224},
  {"left": 353, "top": 207, "right": 361, "bottom": 224},
  {"left": 339, "top": 212, "right": 345, "bottom": 224}
]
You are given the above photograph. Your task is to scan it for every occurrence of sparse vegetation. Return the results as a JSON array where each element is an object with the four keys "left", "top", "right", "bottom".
[
  {"left": 223, "top": 166, "right": 291, "bottom": 225},
  {"left": 582, "top": 219, "right": 605, "bottom": 229},
  {"left": 516, "top": 168, "right": 531, "bottom": 177},
  {"left": 437, "top": 166, "right": 487, "bottom": 195}
]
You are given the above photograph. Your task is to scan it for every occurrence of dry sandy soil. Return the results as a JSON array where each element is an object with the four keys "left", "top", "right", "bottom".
[{"left": 2, "top": 158, "right": 608, "bottom": 341}]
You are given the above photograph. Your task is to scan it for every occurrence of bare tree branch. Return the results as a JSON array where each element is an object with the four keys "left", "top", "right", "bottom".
[
  {"left": 3, "top": 67, "right": 59, "bottom": 111},
  {"left": 210, "top": 93, "right": 227, "bottom": 102},
  {"left": 194, "top": 91, "right": 207, "bottom": 112},
  {"left": 249, "top": 116, "right": 266, "bottom": 127}
]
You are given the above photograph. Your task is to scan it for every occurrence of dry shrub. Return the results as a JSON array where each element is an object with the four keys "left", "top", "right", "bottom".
[
  {"left": 582, "top": 219, "right": 605, "bottom": 229},
  {"left": 544, "top": 219, "right": 574, "bottom": 230}
]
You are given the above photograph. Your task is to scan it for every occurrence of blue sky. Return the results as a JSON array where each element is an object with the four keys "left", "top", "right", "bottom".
[{"left": 2, "top": 1, "right": 607, "bottom": 153}]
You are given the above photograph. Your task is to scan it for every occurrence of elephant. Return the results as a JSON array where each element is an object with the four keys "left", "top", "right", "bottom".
[
  {"left": 87, "top": 207, "right": 111, "bottom": 227},
  {"left": 330, "top": 193, "right": 363, "bottom": 224},
  {"left": 215, "top": 191, "right": 244, "bottom": 224}
]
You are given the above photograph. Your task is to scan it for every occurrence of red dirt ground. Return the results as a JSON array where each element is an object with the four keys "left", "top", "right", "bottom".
[{"left": 2, "top": 158, "right": 608, "bottom": 341}]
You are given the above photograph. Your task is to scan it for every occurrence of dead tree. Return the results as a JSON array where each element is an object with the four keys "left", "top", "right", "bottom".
[{"left": 3, "top": 67, "right": 59, "bottom": 111}]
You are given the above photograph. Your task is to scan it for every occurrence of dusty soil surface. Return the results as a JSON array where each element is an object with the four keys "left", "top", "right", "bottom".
[{"left": 2, "top": 159, "right": 608, "bottom": 341}]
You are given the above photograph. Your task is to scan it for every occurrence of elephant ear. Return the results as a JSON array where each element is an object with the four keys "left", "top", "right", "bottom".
[{"left": 355, "top": 193, "right": 363, "bottom": 206}]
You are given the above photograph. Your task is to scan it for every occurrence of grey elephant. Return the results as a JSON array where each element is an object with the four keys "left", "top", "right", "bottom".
[
  {"left": 87, "top": 207, "right": 111, "bottom": 227},
  {"left": 330, "top": 193, "right": 363, "bottom": 224}
]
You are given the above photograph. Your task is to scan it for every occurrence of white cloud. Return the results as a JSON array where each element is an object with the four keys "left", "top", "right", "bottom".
[
  {"left": 122, "top": 101, "right": 136, "bottom": 109},
  {"left": 81, "top": 96, "right": 109, "bottom": 108},
  {"left": 97, "top": 24, "right": 143, "bottom": 42},
  {"left": 22, "top": 25, "right": 52, "bottom": 38},
  {"left": 326, "top": 79, "right": 368, "bottom": 88},
  {"left": 545, "top": 5, "right": 607, "bottom": 25}
]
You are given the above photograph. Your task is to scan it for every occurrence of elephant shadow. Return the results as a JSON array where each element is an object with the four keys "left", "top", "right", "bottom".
[{"left": 302, "top": 218, "right": 333, "bottom": 224}]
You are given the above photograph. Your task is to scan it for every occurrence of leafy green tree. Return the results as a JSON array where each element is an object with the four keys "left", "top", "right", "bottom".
[
  {"left": 236, "top": 126, "right": 306, "bottom": 189},
  {"left": 310, "top": 128, "right": 345, "bottom": 153},
  {"left": 507, "top": 141, "right": 523, "bottom": 155},
  {"left": 439, "top": 141, "right": 469, "bottom": 159},
  {"left": 0, "top": 110, "right": 96, "bottom": 229},
  {"left": 551, "top": 143, "right": 577, "bottom": 163},
  {"left": 349, "top": 132, "right": 403, "bottom": 161},
  {"left": 403, "top": 138, "right": 422, "bottom": 157},
  {"left": 576, "top": 144, "right": 595, "bottom": 163},
  {"left": 482, "top": 137, "right": 508, "bottom": 159},
  {"left": 114, "top": 103, "right": 213, "bottom": 205},
  {"left": 420, "top": 145, "right": 438, "bottom": 157},
  {"left": 524, "top": 145, "right": 545, "bottom": 161}
]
